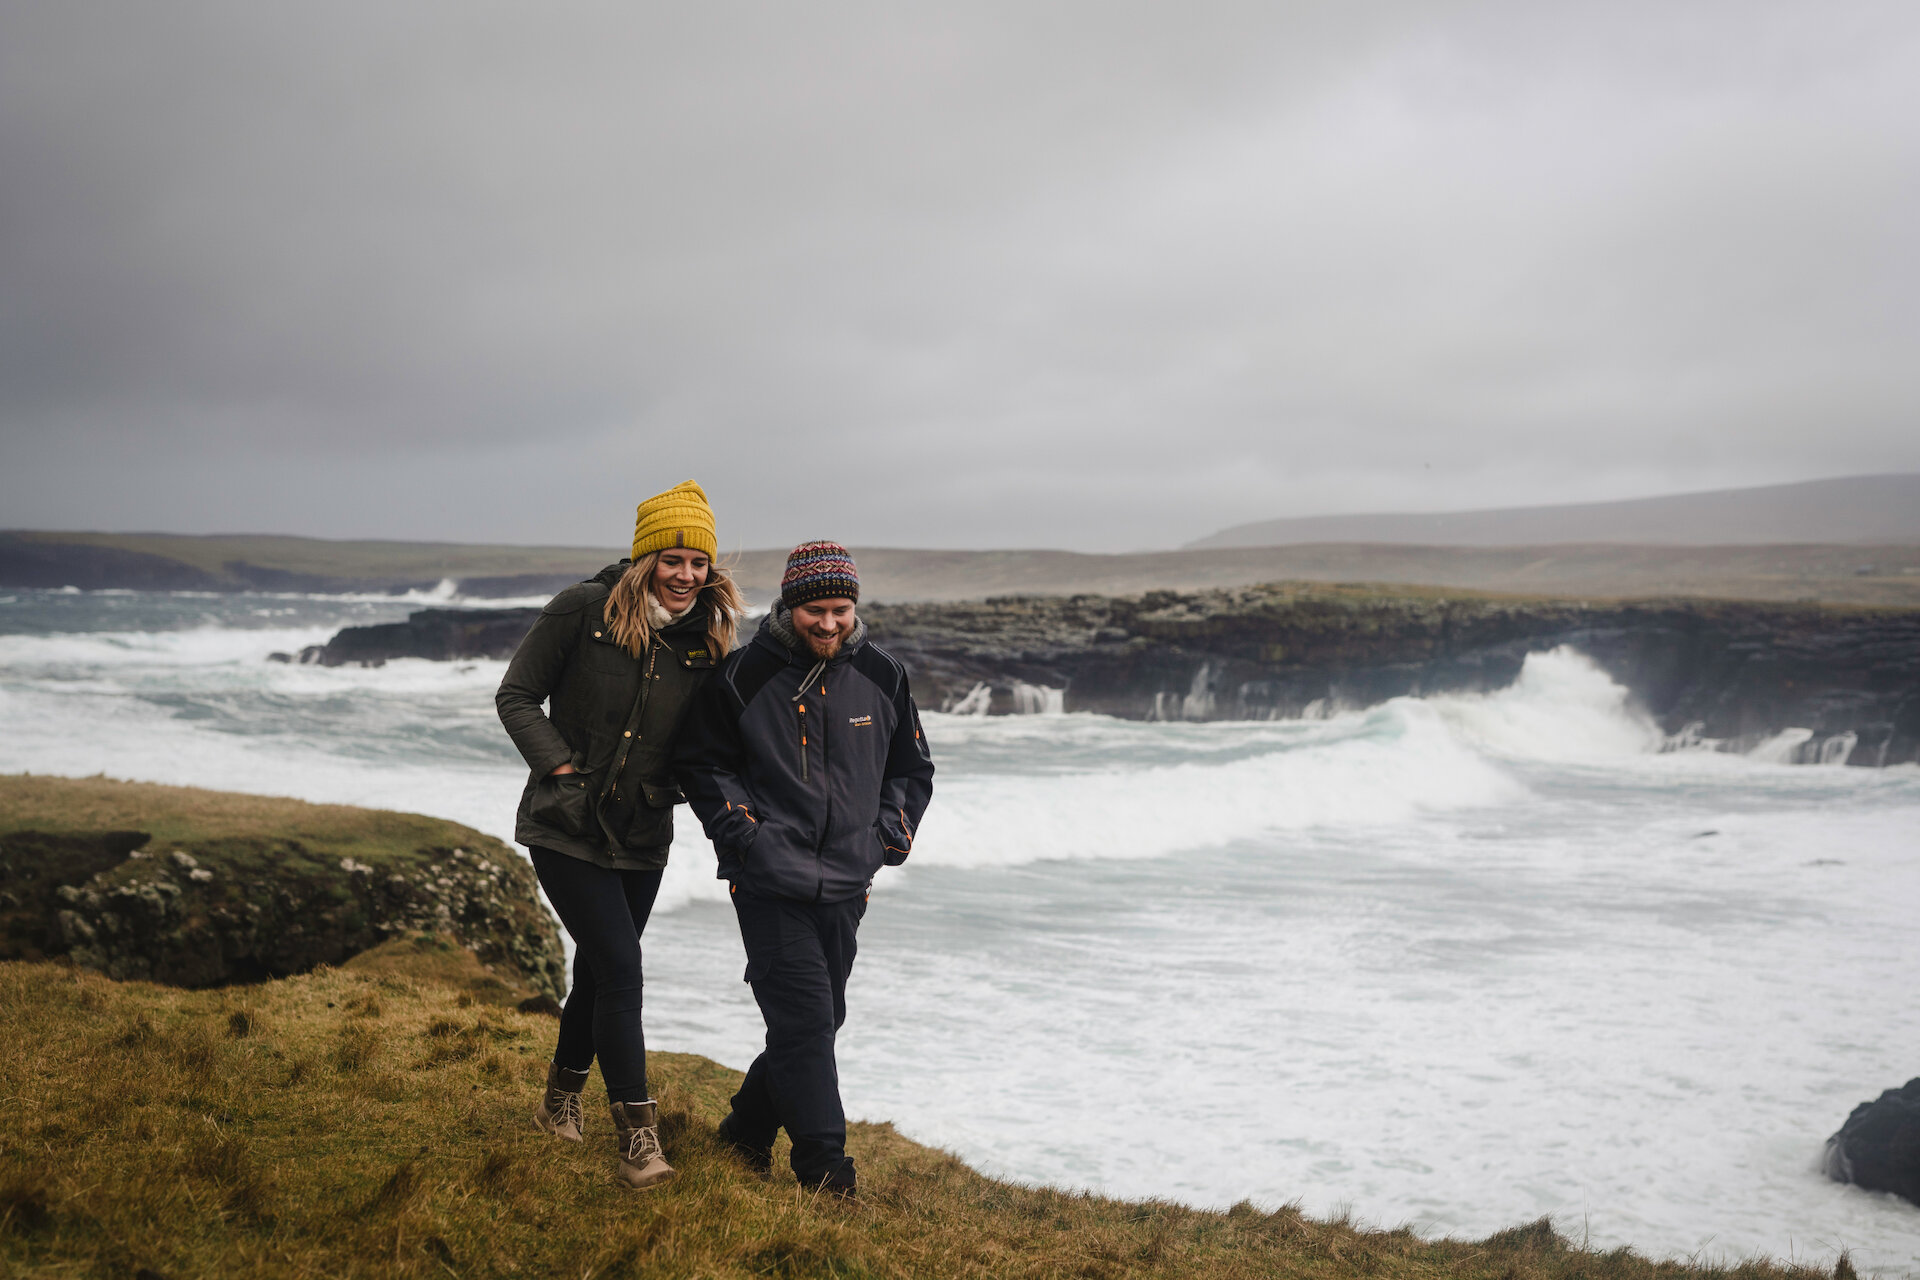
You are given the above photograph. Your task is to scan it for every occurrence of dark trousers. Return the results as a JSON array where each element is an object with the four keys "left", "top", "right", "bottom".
[
  {"left": 530, "top": 848, "right": 663, "bottom": 1104},
  {"left": 728, "top": 888, "right": 866, "bottom": 1182}
]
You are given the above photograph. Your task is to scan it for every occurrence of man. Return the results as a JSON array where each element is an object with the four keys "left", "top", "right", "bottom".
[{"left": 676, "top": 541, "right": 934, "bottom": 1198}]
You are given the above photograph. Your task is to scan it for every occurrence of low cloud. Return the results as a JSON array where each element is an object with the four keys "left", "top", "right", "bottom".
[{"left": 2, "top": 2, "right": 1916, "bottom": 549}]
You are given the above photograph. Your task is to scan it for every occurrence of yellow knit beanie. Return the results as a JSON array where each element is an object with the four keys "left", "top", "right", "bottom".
[{"left": 631, "top": 480, "right": 718, "bottom": 560}]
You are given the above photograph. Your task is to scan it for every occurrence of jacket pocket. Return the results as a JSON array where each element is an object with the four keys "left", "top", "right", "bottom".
[
  {"left": 876, "top": 810, "right": 912, "bottom": 866},
  {"left": 640, "top": 781, "right": 685, "bottom": 808},
  {"left": 622, "top": 801, "right": 673, "bottom": 850},
  {"left": 528, "top": 770, "right": 594, "bottom": 836},
  {"left": 719, "top": 799, "right": 761, "bottom": 857}
]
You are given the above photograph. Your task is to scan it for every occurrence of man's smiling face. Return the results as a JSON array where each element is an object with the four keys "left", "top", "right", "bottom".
[{"left": 792, "top": 597, "right": 856, "bottom": 659}]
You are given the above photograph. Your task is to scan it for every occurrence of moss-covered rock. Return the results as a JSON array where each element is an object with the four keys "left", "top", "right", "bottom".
[{"left": 0, "top": 776, "right": 564, "bottom": 997}]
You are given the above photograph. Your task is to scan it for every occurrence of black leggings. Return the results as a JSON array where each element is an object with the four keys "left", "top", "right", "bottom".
[{"left": 530, "top": 848, "right": 664, "bottom": 1104}]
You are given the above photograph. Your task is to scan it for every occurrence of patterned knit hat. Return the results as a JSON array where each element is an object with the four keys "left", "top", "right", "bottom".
[
  {"left": 781, "top": 541, "right": 860, "bottom": 608},
  {"left": 632, "top": 479, "right": 718, "bottom": 560}
]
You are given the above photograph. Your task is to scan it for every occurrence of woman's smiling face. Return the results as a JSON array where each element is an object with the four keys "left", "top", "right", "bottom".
[{"left": 651, "top": 548, "right": 710, "bottom": 612}]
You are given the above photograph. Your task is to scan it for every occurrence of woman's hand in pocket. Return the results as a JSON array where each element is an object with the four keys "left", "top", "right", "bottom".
[
  {"left": 530, "top": 766, "right": 593, "bottom": 836},
  {"left": 548, "top": 763, "right": 576, "bottom": 776}
]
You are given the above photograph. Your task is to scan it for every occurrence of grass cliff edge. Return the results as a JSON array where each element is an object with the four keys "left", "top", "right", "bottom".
[
  {"left": 0, "top": 950, "right": 1845, "bottom": 1280},
  {"left": 0, "top": 779, "right": 1852, "bottom": 1279},
  {"left": 0, "top": 776, "right": 565, "bottom": 999}
]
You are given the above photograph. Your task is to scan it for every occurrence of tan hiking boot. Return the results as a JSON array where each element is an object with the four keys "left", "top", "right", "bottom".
[
  {"left": 610, "top": 1099, "right": 676, "bottom": 1190},
  {"left": 532, "top": 1063, "right": 588, "bottom": 1142}
]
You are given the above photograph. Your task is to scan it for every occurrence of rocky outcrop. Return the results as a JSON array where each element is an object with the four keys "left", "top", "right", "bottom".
[
  {"left": 0, "top": 830, "right": 151, "bottom": 959},
  {"left": 0, "top": 826, "right": 565, "bottom": 998},
  {"left": 292, "top": 607, "right": 543, "bottom": 666},
  {"left": 1824, "top": 1079, "right": 1920, "bottom": 1206},
  {"left": 861, "top": 587, "right": 1920, "bottom": 765},
  {"left": 306, "top": 584, "right": 1920, "bottom": 765}
]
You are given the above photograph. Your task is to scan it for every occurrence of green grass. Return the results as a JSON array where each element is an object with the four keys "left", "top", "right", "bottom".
[{"left": 0, "top": 951, "right": 1839, "bottom": 1280}]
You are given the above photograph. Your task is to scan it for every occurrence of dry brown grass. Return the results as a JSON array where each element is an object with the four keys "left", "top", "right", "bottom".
[{"left": 0, "top": 954, "right": 1842, "bottom": 1280}]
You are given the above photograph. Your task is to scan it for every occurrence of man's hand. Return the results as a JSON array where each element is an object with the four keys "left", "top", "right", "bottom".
[{"left": 548, "top": 763, "right": 576, "bottom": 776}]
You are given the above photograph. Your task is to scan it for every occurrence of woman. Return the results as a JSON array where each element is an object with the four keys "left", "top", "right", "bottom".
[{"left": 495, "top": 479, "right": 743, "bottom": 1190}]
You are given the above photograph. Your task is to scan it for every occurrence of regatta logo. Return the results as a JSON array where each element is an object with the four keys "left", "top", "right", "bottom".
[{"left": 847, "top": 714, "right": 873, "bottom": 727}]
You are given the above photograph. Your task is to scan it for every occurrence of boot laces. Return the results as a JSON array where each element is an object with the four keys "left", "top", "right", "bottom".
[
  {"left": 625, "top": 1124, "right": 663, "bottom": 1164},
  {"left": 554, "top": 1089, "right": 583, "bottom": 1130}
]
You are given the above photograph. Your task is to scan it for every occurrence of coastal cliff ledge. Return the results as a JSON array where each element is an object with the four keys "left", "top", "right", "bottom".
[
  {"left": 310, "top": 582, "right": 1920, "bottom": 766},
  {"left": 863, "top": 584, "right": 1920, "bottom": 764},
  {"left": 0, "top": 775, "right": 565, "bottom": 998}
]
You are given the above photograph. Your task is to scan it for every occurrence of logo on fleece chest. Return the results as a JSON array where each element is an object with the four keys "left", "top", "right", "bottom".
[{"left": 846, "top": 714, "right": 873, "bottom": 728}]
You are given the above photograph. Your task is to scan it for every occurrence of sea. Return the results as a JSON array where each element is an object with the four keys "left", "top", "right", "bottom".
[{"left": 2, "top": 586, "right": 1916, "bottom": 1275}]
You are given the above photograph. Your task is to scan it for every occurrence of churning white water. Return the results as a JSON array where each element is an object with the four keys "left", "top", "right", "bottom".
[{"left": 2, "top": 589, "right": 1916, "bottom": 1275}]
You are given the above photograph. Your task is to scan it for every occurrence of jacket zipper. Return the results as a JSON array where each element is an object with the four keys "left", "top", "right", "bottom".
[
  {"left": 817, "top": 676, "right": 831, "bottom": 831},
  {"left": 811, "top": 675, "right": 830, "bottom": 903},
  {"left": 788, "top": 659, "right": 833, "bottom": 899}
]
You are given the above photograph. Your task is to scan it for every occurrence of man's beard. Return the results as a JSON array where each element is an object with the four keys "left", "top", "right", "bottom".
[{"left": 804, "top": 632, "right": 845, "bottom": 660}]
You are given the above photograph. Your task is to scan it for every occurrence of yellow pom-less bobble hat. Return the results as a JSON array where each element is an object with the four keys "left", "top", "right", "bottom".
[{"left": 631, "top": 480, "right": 718, "bottom": 560}]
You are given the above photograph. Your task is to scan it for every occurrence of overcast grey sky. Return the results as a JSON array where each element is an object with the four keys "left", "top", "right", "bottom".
[{"left": 2, "top": 2, "right": 1915, "bottom": 551}]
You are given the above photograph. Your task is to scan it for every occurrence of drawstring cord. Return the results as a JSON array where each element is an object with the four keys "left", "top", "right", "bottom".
[{"left": 793, "top": 659, "right": 826, "bottom": 702}]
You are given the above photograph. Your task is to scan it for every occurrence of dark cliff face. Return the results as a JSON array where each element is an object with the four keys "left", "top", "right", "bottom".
[
  {"left": 858, "top": 586, "right": 1920, "bottom": 766},
  {"left": 312, "top": 585, "right": 1920, "bottom": 765},
  {"left": 0, "top": 827, "right": 567, "bottom": 997}
]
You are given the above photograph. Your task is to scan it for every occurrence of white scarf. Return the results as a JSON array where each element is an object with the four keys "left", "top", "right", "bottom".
[{"left": 646, "top": 591, "right": 696, "bottom": 631}]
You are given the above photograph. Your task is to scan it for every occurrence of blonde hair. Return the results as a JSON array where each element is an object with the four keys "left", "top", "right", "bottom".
[{"left": 604, "top": 552, "right": 744, "bottom": 660}]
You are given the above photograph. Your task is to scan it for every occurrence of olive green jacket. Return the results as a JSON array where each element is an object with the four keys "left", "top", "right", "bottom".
[{"left": 495, "top": 562, "right": 720, "bottom": 870}]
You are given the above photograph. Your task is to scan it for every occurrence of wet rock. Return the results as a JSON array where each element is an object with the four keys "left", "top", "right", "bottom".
[
  {"left": 859, "top": 587, "right": 1920, "bottom": 765},
  {"left": 1825, "top": 1078, "right": 1920, "bottom": 1206},
  {"left": 0, "top": 830, "right": 151, "bottom": 960},
  {"left": 309, "top": 608, "right": 541, "bottom": 667},
  {"left": 305, "top": 585, "right": 1920, "bottom": 764}
]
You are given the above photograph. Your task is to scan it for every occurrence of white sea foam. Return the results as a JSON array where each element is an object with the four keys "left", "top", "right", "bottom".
[
  {"left": 0, "top": 625, "right": 339, "bottom": 668},
  {"left": 906, "top": 649, "right": 1654, "bottom": 873},
  {"left": 1427, "top": 645, "right": 1665, "bottom": 760},
  {"left": 6, "top": 609, "right": 1920, "bottom": 1274},
  {"left": 911, "top": 703, "right": 1521, "bottom": 871},
  {"left": 180, "top": 580, "right": 560, "bottom": 608}
]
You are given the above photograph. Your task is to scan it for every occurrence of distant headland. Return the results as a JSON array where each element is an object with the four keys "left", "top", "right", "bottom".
[{"left": 4, "top": 529, "right": 1920, "bottom": 607}]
